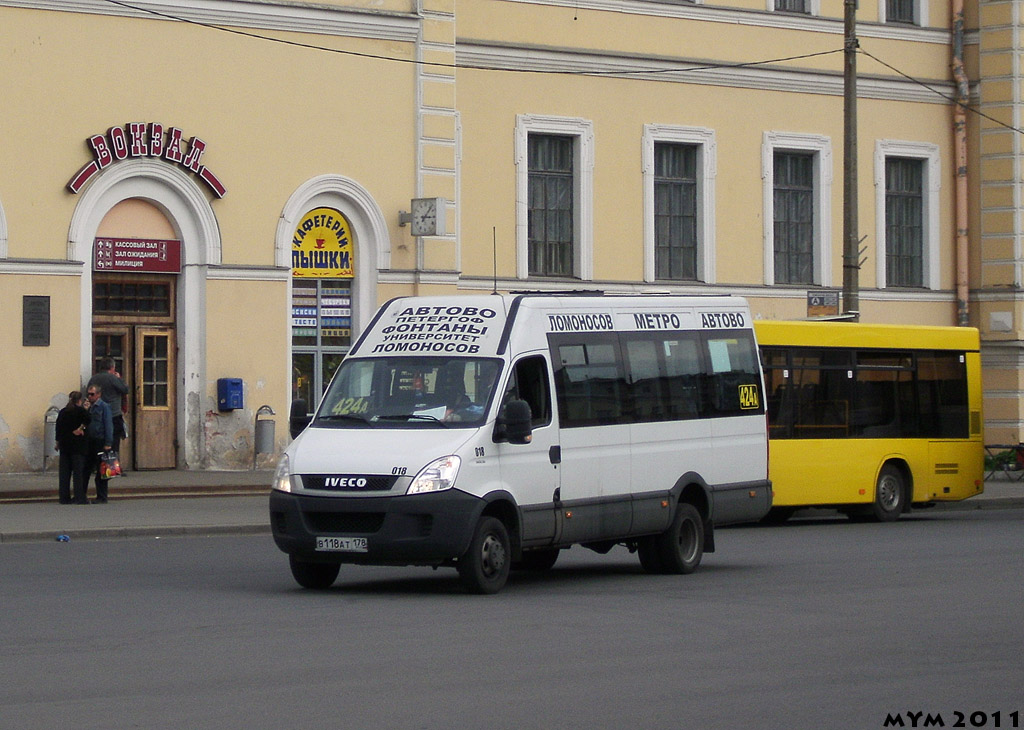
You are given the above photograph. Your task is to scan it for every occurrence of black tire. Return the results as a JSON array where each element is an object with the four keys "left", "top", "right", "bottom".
[
  {"left": 872, "top": 464, "right": 906, "bottom": 522},
  {"left": 637, "top": 537, "right": 664, "bottom": 574},
  {"left": 654, "top": 502, "right": 704, "bottom": 574},
  {"left": 289, "top": 555, "right": 340, "bottom": 590},
  {"left": 457, "top": 517, "right": 511, "bottom": 594},
  {"left": 515, "top": 548, "right": 559, "bottom": 572}
]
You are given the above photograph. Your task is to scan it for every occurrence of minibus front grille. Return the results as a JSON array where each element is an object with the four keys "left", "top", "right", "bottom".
[
  {"left": 301, "top": 475, "right": 399, "bottom": 492},
  {"left": 305, "top": 511, "right": 386, "bottom": 534}
]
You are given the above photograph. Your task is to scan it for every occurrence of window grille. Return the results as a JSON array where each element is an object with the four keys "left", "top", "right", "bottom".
[
  {"left": 773, "top": 152, "right": 814, "bottom": 285},
  {"left": 528, "top": 134, "right": 574, "bottom": 277},
  {"left": 886, "top": 0, "right": 915, "bottom": 24},
  {"left": 885, "top": 158, "right": 924, "bottom": 287},
  {"left": 93, "top": 281, "right": 171, "bottom": 315},
  {"left": 774, "top": 0, "right": 809, "bottom": 12},
  {"left": 654, "top": 143, "right": 698, "bottom": 280}
]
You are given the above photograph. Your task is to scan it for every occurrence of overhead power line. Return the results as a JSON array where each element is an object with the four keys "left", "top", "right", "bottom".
[{"left": 98, "top": 0, "right": 1022, "bottom": 135}]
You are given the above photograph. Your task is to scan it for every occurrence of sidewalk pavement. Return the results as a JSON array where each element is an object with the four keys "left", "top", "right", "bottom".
[
  {"left": 1, "top": 468, "right": 1022, "bottom": 544},
  {"left": 0, "top": 468, "right": 273, "bottom": 544}
]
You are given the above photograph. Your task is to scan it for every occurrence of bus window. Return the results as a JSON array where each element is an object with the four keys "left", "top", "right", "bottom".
[
  {"left": 916, "top": 352, "right": 968, "bottom": 438},
  {"left": 852, "top": 351, "right": 913, "bottom": 438}
]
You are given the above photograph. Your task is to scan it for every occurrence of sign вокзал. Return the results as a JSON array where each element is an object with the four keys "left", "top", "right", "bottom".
[{"left": 68, "top": 122, "right": 227, "bottom": 198}]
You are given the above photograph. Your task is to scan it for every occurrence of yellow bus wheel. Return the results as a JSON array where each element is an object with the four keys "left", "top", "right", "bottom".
[{"left": 872, "top": 464, "right": 906, "bottom": 522}]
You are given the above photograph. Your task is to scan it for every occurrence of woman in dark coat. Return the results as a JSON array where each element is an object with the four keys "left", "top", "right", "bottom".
[{"left": 55, "top": 390, "right": 91, "bottom": 505}]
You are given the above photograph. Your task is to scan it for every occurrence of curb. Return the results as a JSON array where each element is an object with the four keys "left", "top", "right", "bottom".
[
  {"left": 0, "top": 484, "right": 267, "bottom": 504},
  {"left": 0, "top": 523, "right": 270, "bottom": 544}
]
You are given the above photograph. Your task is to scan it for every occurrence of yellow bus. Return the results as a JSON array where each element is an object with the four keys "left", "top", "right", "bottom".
[{"left": 754, "top": 320, "right": 984, "bottom": 522}]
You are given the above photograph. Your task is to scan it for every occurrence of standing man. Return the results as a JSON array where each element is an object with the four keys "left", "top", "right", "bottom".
[
  {"left": 88, "top": 357, "right": 129, "bottom": 461},
  {"left": 85, "top": 385, "right": 113, "bottom": 504}
]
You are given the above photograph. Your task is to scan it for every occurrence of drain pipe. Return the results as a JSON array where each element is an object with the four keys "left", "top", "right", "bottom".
[{"left": 953, "top": 0, "right": 970, "bottom": 326}]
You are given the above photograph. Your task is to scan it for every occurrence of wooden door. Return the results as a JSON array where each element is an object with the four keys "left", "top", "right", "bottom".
[{"left": 134, "top": 328, "right": 176, "bottom": 469}]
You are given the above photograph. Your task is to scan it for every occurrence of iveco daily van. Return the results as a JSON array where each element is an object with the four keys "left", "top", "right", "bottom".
[{"left": 270, "top": 293, "right": 771, "bottom": 593}]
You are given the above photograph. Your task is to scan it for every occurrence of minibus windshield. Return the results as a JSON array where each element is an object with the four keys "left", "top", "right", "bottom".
[{"left": 315, "top": 356, "right": 504, "bottom": 428}]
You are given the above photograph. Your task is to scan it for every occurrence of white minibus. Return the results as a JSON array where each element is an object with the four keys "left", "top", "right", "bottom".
[{"left": 270, "top": 293, "right": 771, "bottom": 593}]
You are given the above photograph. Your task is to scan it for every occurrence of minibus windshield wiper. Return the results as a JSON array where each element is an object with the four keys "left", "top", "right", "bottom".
[
  {"left": 376, "top": 413, "right": 450, "bottom": 427},
  {"left": 317, "top": 413, "right": 374, "bottom": 426}
]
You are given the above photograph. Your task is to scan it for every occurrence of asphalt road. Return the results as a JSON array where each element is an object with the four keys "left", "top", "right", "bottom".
[{"left": 2, "top": 509, "right": 1022, "bottom": 730}]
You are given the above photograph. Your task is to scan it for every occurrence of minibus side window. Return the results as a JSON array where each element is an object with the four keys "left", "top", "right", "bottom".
[
  {"left": 502, "top": 356, "right": 552, "bottom": 428},
  {"left": 702, "top": 331, "right": 764, "bottom": 416},
  {"left": 624, "top": 334, "right": 703, "bottom": 422},
  {"left": 552, "top": 338, "right": 625, "bottom": 427}
]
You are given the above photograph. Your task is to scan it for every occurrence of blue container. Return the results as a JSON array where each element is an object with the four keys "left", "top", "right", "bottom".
[{"left": 217, "top": 378, "right": 244, "bottom": 411}]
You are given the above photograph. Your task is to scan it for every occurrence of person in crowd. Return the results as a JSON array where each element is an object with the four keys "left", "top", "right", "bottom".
[
  {"left": 87, "top": 357, "right": 129, "bottom": 460},
  {"left": 85, "top": 385, "right": 114, "bottom": 504},
  {"left": 55, "top": 390, "right": 91, "bottom": 505}
]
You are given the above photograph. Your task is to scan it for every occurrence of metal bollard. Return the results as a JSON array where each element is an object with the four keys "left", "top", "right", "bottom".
[{"left": 254, "top": 405, "right": 276, "bottom": 469}]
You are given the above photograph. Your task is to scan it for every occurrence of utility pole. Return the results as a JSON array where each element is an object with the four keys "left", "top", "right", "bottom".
[{"left": 842, "top": 0, "right": 860, "bottom": 319}]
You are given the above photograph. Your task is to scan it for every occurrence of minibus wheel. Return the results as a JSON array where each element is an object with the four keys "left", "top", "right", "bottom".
[
  {"left": 654, "top": 502, "right": 704, "bottom": 574},
  {"left": 458, "top": 517, "right": 511, "bottom": 594},
  {"left": 872, "top": 464, "right": 906, "bottom": 522},
  {"left": 289, "top": 555, "right": 341, "bottom": 590}
]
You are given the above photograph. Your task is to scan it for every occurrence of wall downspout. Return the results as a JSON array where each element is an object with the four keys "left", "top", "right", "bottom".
[{"left": 953, "top": 0, "right": 970, "bottom": 327}]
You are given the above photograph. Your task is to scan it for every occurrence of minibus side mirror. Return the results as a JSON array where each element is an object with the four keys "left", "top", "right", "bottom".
[
  {"left": 289, "top": 398, "right": 312, "bottom": 439},
  {"left": 499, "top": 399, "right": 533, "bottom": 445}
]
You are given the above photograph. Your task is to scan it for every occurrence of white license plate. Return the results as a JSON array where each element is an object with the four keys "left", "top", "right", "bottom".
[{"left": 316, "top": 536, "right": 368, "bottom": 553}]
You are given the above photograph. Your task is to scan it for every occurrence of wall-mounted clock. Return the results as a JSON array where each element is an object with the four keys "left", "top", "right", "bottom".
[{"left": 410, "top": 197, "right": 445, "bottom": 236}]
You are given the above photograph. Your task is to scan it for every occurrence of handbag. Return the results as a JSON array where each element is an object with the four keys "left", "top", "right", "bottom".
[{"left": 99, "top": 451, "right": 122, "bottom": 479}]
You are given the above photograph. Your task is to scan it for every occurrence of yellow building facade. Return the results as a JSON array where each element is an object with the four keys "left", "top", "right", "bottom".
[{"left": 0, "top": 0, "right": 1017, "bottom": 472}]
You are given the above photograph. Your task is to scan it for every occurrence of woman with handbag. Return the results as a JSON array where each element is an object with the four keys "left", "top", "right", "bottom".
[
  {"left": 85, "top": 384, "right": 113, "bottom": 504},
  {"left": 55, "top": 391, "right": 90, "bottom": 504}
]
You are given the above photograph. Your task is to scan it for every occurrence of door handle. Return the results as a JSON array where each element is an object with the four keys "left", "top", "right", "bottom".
[{"left": 549, "top": 445, "right": 561, "bottom": 464}]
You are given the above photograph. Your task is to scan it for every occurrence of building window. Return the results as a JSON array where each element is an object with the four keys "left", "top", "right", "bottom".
[
  {"left": 94, "top": 279, "right": 171, "bottom": 316},
  {"left": 643, "top": 125, "right": 716, "bottom": 284},
  {"left": 653, "top": 143, "right": 698, "bottom": 281},
  {"left": 775, "top": 0, "right": 808, "bottom": 12},
  {"left": 874, "top": 140, "right": 939, "bottom": 290},
  {"left": 773, "top": 152, "right": 815, "bottom": 285},
  {"left": 886, "top": 0, "right": 915, "bottom": 23},
  {"left": 885, "top": 158, "right": 924, "bottom": 287},
  {"left": 762, "top": 132, "right": 832, "bottom": 287},
  {"left": 528, "top": 134, "right": 574, "bottom": 277},
  {"left": 515, "top": 114, "right": 594, "bottom": 281},
  {"left": 880, "top": 0, "right": 925, "bottom": 25}
]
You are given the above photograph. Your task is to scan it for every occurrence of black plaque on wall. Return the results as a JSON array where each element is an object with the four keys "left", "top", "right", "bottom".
[{"left": 23, "top": 296, "right": 50, "bottom": 347}]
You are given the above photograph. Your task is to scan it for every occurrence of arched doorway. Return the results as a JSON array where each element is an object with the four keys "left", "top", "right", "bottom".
[
  {"left": 277, "top": 175, "right": 390, "bottom": 413},
  {"left": 69, "top": 159, "right": 221, "bottom": 469},
  {"left": 92, "top": 199, "right": 178, "bottom": 469}
]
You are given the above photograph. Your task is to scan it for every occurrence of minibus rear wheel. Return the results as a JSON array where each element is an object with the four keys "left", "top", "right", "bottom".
[
  {"left": 654, "top": 502, "right": 704, "bottom": 574},
  {"left": 458, "top": 517, "right": 511, "bottom": 594},
  {"left": 289, "top": 555, "right": 341, "bottom": 590}
]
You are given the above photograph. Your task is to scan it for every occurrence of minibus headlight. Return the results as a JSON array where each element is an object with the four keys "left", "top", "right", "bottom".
[
  {"left": 407, "top": 455, "right": 461, "bottom": 495},
  {"left": 273, "top": 454, "right": 294, "bottom": 493}
]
